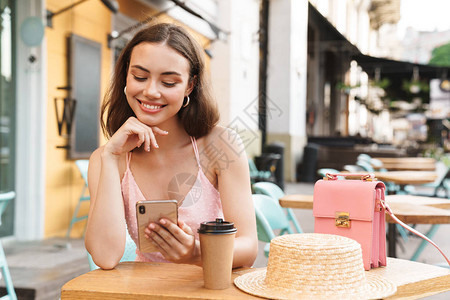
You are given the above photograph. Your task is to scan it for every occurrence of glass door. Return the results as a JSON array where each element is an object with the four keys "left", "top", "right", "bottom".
[{"left": 0, "top": 0, "right": 15, "bottom": 237}]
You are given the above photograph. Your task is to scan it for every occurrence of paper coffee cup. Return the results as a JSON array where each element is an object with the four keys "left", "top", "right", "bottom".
[{"left": 198, "top": 218, "right": 237, "bottom": 290}]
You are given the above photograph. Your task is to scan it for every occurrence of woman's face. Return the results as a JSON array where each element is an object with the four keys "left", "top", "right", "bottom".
[{"left": 125, "top": 42, "right": 192, "bottom": 127}]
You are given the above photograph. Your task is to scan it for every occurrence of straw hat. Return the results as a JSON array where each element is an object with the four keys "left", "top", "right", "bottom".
[{"left": 235, "top": 233, "right": 396, "bottom": 299}]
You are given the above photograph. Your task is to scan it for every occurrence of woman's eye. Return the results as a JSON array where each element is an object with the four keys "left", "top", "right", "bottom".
[
  {"left": 133, "top": 75, "right": 146, "bottom": 82},
  {"left": 163, "top": 82, "right": 176, "bottom": 87}
]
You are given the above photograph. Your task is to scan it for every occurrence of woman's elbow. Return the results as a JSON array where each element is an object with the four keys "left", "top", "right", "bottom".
[
  {"left": 245, "top": 241, "right": 258, "bottom": 267},
  {"left": 96, "top": 260, "right": 120, "bottom": 270},
  {"left": 236, "top": 238, "right": 258, "bottom": 268},
  {"left": 90, "top": 253, "right": 121, "bottom": 270},
  {"left": 86, "top": 242, "right": 123, "bottom": 270}
]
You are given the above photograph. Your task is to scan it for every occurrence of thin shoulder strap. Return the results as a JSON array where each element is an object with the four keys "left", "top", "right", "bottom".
[
  {"left": 190, "top": 137, "right": 202, "bottom": 168},
  {"left": 125, "top": 152, "right": 132, "bottom": 167}
]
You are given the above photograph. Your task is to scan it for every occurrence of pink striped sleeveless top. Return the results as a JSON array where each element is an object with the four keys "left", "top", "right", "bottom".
[{"left": 121, "top": 137, "right": 224, "bottom": 262}]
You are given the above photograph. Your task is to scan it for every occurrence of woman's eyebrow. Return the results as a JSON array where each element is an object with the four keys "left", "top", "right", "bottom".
[
  {"left": 161, "top": 71, "right": 182, "bottom": 76},
  {"left": 130, "top": 65, "right": 149, "bottom": 73},
  {"left": 130, "top": 65, "right": 182, "bottom": 77}
]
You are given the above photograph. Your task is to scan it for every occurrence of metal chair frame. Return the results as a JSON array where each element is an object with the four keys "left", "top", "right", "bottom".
[
  {"left": 252, "top": 182, "right": 303, "bottom": 235},
  {"left": 0, "top": 191, "right": 17, "bottom": 300},
  {"left": 66, "top": 160, "right": 90, "bottom": 238},
  {"left": 252, "top": 194, "right": 294, "bottom": 257}
]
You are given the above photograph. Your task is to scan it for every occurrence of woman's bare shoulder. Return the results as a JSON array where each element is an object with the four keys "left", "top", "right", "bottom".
[
  {"left": 203, "top": 125, "right": 240, "bottom": 143},
  {"left": 202, "top": 125, "right": 247, "bottom": 161}
]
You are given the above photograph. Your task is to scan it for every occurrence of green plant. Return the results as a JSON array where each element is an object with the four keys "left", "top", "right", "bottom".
[
  {"left": 371, "top": 78, "right": 390, "bottom": 89},
  {"left": 429, "top": 42, "right": 450, "bottom": 67},
  {"left": 336, "top": 82, "right": 360, "bottom": 94},
  {"left": 402, "top": 79, "right": 429, "bottom": 94}
]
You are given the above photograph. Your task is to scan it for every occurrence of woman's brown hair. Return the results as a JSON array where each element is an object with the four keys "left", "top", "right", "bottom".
[{"left": 101, "top": 22, "right": 219, "bottom": 139}]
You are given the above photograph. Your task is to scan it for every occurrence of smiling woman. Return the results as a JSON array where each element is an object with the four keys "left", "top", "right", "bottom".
[
  {"left": 124, "top": 42, "right": 192, "bottom": 130},
  {"left": 85, "top": 23, "right": 258, "bottom": 270}
]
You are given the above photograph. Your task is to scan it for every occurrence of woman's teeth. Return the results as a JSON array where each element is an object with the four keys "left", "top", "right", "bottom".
[{"left": 142, "top": 103, "right": 163, "bottom": 109}]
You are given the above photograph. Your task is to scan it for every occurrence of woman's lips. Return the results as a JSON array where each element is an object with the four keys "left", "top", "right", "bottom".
[{"left": 138, "top": 99, "right": 166, "bottom": 113}]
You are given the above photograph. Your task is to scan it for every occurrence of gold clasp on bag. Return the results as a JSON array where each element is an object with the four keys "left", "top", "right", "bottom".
[{"left": 335, "top": 212, "right": 351, "bottom": 228}]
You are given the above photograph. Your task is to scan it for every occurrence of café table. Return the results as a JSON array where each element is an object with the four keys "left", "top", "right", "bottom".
[
  {"left": 61, "top": 259, "right": 450, "bottom": 299},
  {"left": 279, "top": 194, "right": 450, "bottom": 258},
  {"left": 373, "top": 171, "right": 438, "bottom": 187},
  {"left": 340, "top": 171, "right": 438, "bottom": 194},
  {"left": 279, "top": 194, "right": 450, "bottom": 210},
  {"left": 374, "top": 157, "right": 436, "bottom": 171}
]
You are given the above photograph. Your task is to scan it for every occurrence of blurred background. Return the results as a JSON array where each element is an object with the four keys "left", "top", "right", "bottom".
[
  {"left": 0, "top": 0, "right": 448, "bottom": 242},
  {"left": 0, "top": 0, "right": 449, "bottom": 298}
]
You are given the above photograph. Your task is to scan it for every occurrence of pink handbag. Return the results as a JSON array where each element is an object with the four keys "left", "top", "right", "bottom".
[
  {"left": 313, "top": 173, "right": 450, "bottom": 270},
  {"left": 313, "top": 173, "right": 386, "bottom": 270}
]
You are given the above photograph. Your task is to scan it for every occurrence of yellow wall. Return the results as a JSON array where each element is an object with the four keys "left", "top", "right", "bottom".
[
  {"left": 44, "top": 0, "right": 211, "bottom": 238},
  {"left": 45, "top": 0, "right": 113, "bottom": 237}
]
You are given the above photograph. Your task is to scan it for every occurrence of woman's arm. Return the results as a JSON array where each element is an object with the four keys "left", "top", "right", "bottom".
[
  {"left": 84, "top": 147, "right": 127, "bottom": 269},
  {"left": 85, "top": 117, "right": 167, "bottom": 269},
  {"left": 211, "top": 127, "right": 259, "bottom": 268}
]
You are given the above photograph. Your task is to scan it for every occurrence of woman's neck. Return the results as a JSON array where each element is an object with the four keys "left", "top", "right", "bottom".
[{"left": 151, "top": 118, "right": 190, "bottom": 150}]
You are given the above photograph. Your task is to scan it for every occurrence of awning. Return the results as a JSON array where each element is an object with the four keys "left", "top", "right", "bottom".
[
  {"left": 308, "top": 3, "right": 359, "bottom": 55},
  {"left": 309, "top": 2, "right": 449, "bottom": 103},
  {"left": 353, "top": 53, "right": 450, "bottom": 80},
  {"left": 309, "top": 3, "right": 449, "bottom": 79},
  {"left": 353, "top": 53, "right": 450, "bottom": 102}
]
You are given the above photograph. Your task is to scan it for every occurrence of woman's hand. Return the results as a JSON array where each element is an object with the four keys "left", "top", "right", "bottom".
[
  {"left": 145, "top": 219, "right": 201, "bottom": 265},
  {"left": 104, "top": 117, "right": 168, "bottom": 157}
]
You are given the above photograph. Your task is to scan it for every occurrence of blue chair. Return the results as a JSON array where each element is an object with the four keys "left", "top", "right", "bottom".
[
  {"left": 316, "top": 168, "right": 346, "bottom": 180},
  {"left": 414, "top": 166, "right": 450, "bottom": 199},
  {"left": 357, "top": 158, "right": 404, "bottom": 193},
  {"left": 317, "top": 168, "right": 339, "bottom": 178},
  {"left": 343, "top": 164, "right": 365, "bottom": 173},
  {"left": 66, "top": 160, "right": 90, "bottom": 238},
  {"left": 357, "top": 154, "right": 385, "bottom": 170},
  {"left": 252, "top": 194, "right": 294, "bottom": 257},
  {"left": 0, "top": 191, "right": 17, "bottom": 300},
  {"left": 409, "top": 167, "right": 450, "bottom": 262},
  {"left": 87, "top": 228, "right": 137, "bottom": 270},
  {"left": 248, "top": 158, "right": 272, "bottom": 184},
  {"left": 356, "top": 159, "right": 375, "bottom": 172},
  {"left": 252, "top": 182, "right": 303, "bottom": 234}
]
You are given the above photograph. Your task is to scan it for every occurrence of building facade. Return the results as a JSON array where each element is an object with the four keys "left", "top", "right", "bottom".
[
  {"left": 3, "top": 0, "right": 261, "bottom": 241},
  {"left": 3, "top": 0, "right": 416, "bottom": 241}
]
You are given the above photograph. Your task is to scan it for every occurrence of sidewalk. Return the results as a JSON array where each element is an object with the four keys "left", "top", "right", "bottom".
[{"left": 1, "top": 237, "right": 89, "bottom": 299}]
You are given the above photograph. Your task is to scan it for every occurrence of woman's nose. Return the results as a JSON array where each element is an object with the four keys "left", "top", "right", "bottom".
[{"left": 143, "top": 80, "right": 161, "bottom": 98}]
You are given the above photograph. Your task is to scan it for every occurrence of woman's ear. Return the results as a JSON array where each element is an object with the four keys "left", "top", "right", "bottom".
[{"left": 186, "top": 75, "right": 196, "bottom": 96}]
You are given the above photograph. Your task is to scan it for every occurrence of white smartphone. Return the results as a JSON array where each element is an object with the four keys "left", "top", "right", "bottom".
[{"left": 136, "top": 200, "right": 178, "bottom": 253}]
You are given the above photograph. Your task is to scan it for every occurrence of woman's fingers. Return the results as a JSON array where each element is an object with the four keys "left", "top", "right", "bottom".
[
  {"left": 146, "top": 219, "right": 196, "bottom": 262},
  {"left": 146, "top": 224, "right": 181, "bottom": 260},
  {"left": 146, "top": 126, "right": 168, "bottom": 150},
  {"left": 113, "top": 117, "right": 170, "bottom": 152},
  {"left": 152, "top": 126, "right": 169, "bottom": 136},
  {"left": 144, "top": 131, "right": 151, "bottom": 152},
  {"left": 129, "top": 119, "right": 169, "bottom": 151},
  {"left": 147, "top": 128, "right": 158, "bottom": 149},
  {"left": 160, "top": 219, "right": 195, "bottom": 242},
  {"left": 147, "top": 227, "right": 172, "bottom": 253}
]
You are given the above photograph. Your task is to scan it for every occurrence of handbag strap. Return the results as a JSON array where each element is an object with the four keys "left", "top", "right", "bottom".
[
  {"left": 325, "top": 173, "right": 375, "bottom": 181},
  {"left": 380, "top": 200, "right": 450, "bottom": 267}
]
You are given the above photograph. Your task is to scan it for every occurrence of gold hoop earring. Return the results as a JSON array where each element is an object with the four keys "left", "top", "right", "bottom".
[
  {"left": 182, "top": 96, "right": 190, "bottom": 108},
  {"left": 124, "top": 86, "right": 127, "bottom": 95}
]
